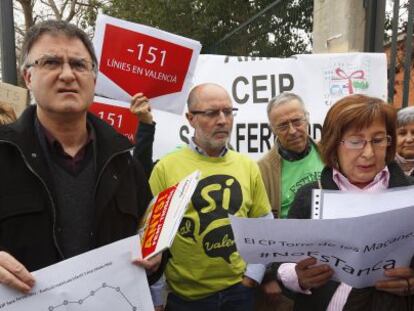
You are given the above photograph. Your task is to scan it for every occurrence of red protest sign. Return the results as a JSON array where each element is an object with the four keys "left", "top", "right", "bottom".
[
  {"left": 89, "top": 100, "right": 138, "bottom": 143},
  {"left": 141, "top": 185, "right": 177, "bottom": 259},
  {"left": 99, "top": 24, "right": 194, "bottom": 99}
]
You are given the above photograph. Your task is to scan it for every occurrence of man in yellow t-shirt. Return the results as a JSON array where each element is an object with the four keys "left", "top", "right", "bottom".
[{"left": 150, "top": 83, "right": 272, "bottom": 311}]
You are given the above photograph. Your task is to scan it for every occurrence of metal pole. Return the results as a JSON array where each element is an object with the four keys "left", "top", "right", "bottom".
[
  {"left": 0, "top": 0, "right": 17, "bottom": 85},
  {"left": 402, "top": 0, "right": 414, "bottom": 108},
  {"left": 388, "top": 0, "right": 400, "bottom": 103},
  {"left": 364, "top": 0, "right": 386, "bottom": 52}
]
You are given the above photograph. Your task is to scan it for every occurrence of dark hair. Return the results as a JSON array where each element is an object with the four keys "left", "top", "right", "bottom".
[
  {"left": 20, "top": 20, "right": 97, "bottom": 72},
  {"left": 320, "top": 94, "right": 397, "bottom": 168}
]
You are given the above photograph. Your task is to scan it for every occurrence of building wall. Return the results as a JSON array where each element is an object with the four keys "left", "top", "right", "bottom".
[{"left": 313, "top": 0, "right": 366, "bottom": 53}]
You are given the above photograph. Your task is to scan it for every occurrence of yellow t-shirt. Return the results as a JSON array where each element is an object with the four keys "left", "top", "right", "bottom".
[{"left": 150, "top": 147, "right": 271, "bottom": 300}]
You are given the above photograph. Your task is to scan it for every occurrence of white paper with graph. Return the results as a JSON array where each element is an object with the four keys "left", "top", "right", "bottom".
[{"left": 0, "top": 235, "right": 154, "bottom": 311}]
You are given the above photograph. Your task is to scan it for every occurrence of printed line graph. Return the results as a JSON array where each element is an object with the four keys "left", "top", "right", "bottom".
[{"left": 48, "top": 283, "right": 141, "bottom": 310}]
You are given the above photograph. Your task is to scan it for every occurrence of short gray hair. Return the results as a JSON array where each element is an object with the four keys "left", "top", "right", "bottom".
[
  {"left": 267, "top": 92, "right": 308, "bottom": 118},
  {"left": 397, "top": 106, "right": 414, "bottom": 127},
  {"left": 20, "top": 20, "right": 98, "bottom": 74}
]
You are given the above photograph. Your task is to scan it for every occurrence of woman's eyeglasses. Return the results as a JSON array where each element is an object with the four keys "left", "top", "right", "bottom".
[{"left": 340, "top": 135, "right": 392, "bottom": 150}]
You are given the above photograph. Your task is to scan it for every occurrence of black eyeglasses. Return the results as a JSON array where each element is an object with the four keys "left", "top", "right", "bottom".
[
  {"left": 25, "top": 55, "right": 96, "bottom": 74},
  {"left": 189, "top": 108, "right": 238, "bottom": 118}
]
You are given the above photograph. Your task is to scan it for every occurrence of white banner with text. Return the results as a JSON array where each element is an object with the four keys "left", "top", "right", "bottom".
[
  {"left": 151, "top": 53, "right": 387, "bottom": 160},
  {"left": 230, "top": 204, "right": 414, "bottom": 288},
  {"left": 89, "top": 53, "right": 387, "bottom": 160}
]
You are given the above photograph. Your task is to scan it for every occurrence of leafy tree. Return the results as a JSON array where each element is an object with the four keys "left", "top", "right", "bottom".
[
  {"left": 102, "top": 0, "right": 313, "bottom": 57},
  {"left": 9, "top": 0, "right": 313, "bottom": 79}
]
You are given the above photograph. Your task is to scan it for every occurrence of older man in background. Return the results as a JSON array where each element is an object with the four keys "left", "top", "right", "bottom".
[{"left": 258, "top": 92, "right": 323, "bottom": 219}]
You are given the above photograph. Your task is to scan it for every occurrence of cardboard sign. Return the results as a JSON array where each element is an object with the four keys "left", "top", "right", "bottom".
[
  {"left": 89, "top": 96, "right": 138, "bottom": 143},
  {"left": 140, "top": 171, "right": 200, "bottom": 259},
  {"left": 0, "top": 82, "right": 29, "bottom": 118},
  {"left": 93, "top": 14, "right": 201, "bottom": 115}
]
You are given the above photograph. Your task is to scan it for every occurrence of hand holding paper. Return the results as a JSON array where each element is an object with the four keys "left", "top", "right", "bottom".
[
  {"left": 0, "top": 251, "right": 35, "bottom": 293},
  {"left": 376, "top": 267, "right": 414, "bottom": 296},
  {"left": 0, "top": 236, "right": 155, "bottom": 311},
  {"left": 295, "top": 257, "right": 333, "bottom": 290},
  {"left": 230, "top": 196, "right": 414, "bottom": 288},
  {"left": 132, "top": 253, "right": 162, "bottom": 275},
  {"left": 261, "top": 280, "right": 283, "bottom": 304}
]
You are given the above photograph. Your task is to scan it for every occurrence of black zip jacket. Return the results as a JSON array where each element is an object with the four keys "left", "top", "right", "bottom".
[{"left": 0, "top": 106, "right": 153, "bottom": 277}]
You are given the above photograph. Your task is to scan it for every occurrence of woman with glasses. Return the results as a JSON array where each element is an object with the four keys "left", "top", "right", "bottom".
[
  {"left": 279, "top": 95, "right": 413, "bottom": 311},
  {"left": 396, "top": 106, "right": 414, "bottom": 176}
]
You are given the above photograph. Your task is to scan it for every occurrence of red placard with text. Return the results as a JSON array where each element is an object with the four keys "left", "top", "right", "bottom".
[
  {"left": 99, "top": 24, "right": 194, "bottom": 98},
  {"left": 89, "top": 99, "right": 138, "bottom": 143},
  {"left": 93, "top": 14, "right": 201, "bottom": 115},
  {"left": 141, "top": 185, "right": 177, "bottom": 258}
]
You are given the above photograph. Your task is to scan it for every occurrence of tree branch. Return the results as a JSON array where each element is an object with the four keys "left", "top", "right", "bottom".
[
  {"left": 15, "top": 0, "right": 35, "bottom": 31},
  {"left": 64, "top": 0, "right": 78, "bottom": 22},
  {"left": 47, "top": 0, "right": 62, "bottom": 19}
]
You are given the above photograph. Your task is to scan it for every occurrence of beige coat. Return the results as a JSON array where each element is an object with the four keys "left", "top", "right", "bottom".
[{"left": 257, "top": 145, "right": 282, "bottom": 218}]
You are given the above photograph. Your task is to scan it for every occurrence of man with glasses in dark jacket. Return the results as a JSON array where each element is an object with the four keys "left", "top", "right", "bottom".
[{"left": 0, "top": 20, "right": 161, "bottom": 294}]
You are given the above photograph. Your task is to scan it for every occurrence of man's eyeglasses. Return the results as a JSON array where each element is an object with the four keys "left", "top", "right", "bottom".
[
  {"left": 341, "top": 135, "right": 392, "bottom": 150},
  {"left": 189, "top": 108, "right": 238, "bottom": 118},
  {"left": 25, "top": 55, "right": 96, "bottom": 74},
  {"left": 274, "top": 117, "right": 307, "bottom": 132}
]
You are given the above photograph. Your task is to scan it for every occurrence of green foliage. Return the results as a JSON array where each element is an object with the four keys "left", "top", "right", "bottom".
[{"left": 100, "top": 0, "right": 313, "bottom": 57}]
